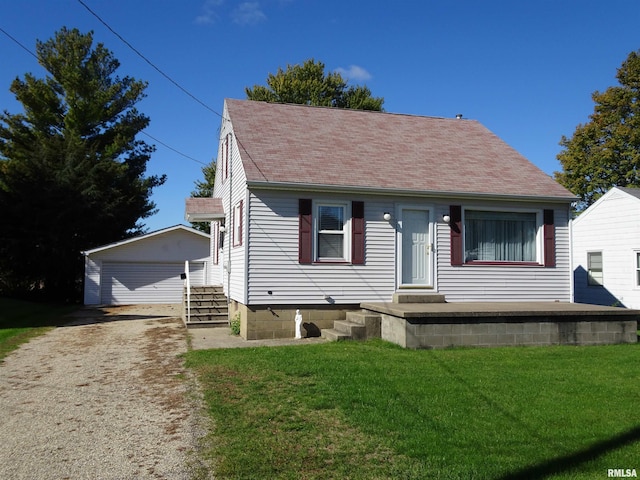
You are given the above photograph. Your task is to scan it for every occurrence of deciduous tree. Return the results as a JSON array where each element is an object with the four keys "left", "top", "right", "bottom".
[
  {"left": 245, "top": 59, "right": 384, "bottom": 111},
  {"left": 555, "top": 50, "right": 640, "bottom": 211}
]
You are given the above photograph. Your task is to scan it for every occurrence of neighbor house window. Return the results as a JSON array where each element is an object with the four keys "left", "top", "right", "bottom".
[
  {"left": 316, "top": 203, "right": 348, "bottom": 261},
  {"left": 464, "top": 210, "right": 538, "bottom": 263},
  {"left": 635, "top": 252, "right": 640, "bottom": 287},
  {"left": 233, "top": 201, "right": 243, "bottom": 247},
  {"left": 587, "top": 251, "right": 603, "bottom": 286}
]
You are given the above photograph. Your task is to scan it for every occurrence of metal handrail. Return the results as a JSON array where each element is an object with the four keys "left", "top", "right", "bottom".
[{"left": 184, "top": 260, "right": 191, "bottom": 323}]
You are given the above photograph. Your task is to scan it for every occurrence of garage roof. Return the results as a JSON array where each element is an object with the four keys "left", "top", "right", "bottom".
[{"left": 82, "top": 225, "right": 209, "bottom": 256}]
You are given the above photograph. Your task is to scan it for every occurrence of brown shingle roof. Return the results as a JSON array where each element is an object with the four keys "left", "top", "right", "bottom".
[
  {"left": 184, "top": 197, "right": 224, "bottom": 222},
  {"left": 226, "top": 99, "right": 575, "bottom": 200}
]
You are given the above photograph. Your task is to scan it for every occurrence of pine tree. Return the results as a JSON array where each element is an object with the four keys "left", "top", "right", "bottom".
[{"left": 0, "top": 28, "right": 165, "bottom": 300}]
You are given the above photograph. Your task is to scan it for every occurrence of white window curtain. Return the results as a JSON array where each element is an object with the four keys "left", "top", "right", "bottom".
[{"left": 465, "top": 211, "right": 537, "bottom": 262}]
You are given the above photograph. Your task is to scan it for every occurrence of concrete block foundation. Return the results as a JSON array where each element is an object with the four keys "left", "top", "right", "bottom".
[
  {"left": 379, "top": 314, "right": 638, "bottom": 349},
  {"left": 229, "top": 301, "right": 359, "bottom": 340}
]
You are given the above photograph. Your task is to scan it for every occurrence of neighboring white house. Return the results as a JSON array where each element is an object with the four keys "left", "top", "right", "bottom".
[
  {"left": 186, "top": 99, "right": 576, "bottom": 339},
  {"left": 83, "top": 225, "right": 210, "bottom": 305},
  {"left": 572, "top": 186, "right": 640, "bottom": 309}
]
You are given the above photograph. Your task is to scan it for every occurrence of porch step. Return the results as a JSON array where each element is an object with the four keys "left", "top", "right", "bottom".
[
  {"left": 392, "top": 293, "right": 446, "bottom": 304},
  {"left": 321, "top": 328, "right": 352, "bottom": 342},
  {"left": 183, "top": 285, "right": 229, "bottom": 328},
  {"left": 321, "top": 310, "right": 382, "bottom": 342}
]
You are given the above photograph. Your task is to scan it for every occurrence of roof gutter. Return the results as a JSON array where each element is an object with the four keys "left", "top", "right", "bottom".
[{"left": 245, "top": 180, "right": 578, "bottom": 204}]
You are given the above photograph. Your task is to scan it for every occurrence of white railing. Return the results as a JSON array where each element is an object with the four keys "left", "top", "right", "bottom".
[{"left": 184, "top": 260, "right": 191, "bottom": 323}]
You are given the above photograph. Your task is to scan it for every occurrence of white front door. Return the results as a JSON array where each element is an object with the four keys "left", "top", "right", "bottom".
[{"left": 400, "top": 208, "right": 432, "bottom": 287}]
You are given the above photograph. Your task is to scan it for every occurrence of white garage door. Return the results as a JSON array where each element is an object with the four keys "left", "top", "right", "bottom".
[{"left": 101, "top": 262, "right": 205, "bottom": 305}]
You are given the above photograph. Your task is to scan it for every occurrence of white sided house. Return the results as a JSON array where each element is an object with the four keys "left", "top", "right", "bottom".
[
  {"left": 572, "top": 186, "right": 640, "bottom": 309},
  {"left": 187, "top": 99, "right": 577, "bottom": 340},
  {"left": 83, "top": 225, "right": 210, "bottom": 305}
]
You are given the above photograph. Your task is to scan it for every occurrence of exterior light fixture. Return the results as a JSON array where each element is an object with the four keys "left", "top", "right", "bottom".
[
  {"left": 442, "top": 214, "right": 451, "bottom": 224},
  {"left": 219, "top": 225, "right": 226, "bottom": 233},
  {"left": 383, "top": 212, "right": 392, "bottom": 221}
]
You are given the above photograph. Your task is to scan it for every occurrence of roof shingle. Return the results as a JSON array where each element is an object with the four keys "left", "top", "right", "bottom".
[{"left": 226, "top": 99, "right": 574, "bottom": 200}]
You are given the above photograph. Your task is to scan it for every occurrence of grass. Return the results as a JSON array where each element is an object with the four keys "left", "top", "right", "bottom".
[
  {"left": 0, "top": 297, "right": 75, "bottom": 361},
  {"left": 185, "top": 339, "right": 640, "bottom": 479}
]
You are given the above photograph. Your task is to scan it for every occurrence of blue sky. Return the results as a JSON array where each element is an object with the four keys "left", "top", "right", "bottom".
[{"left": 1, "top": 1, "right": 639, "bottom": 232}]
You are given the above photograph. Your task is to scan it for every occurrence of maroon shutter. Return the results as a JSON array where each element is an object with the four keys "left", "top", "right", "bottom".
[
  {"left": 543, "top": 209, "right": 555, "bottom": 267},
  {"left": 352, "top": 201, "right": 365, "bottom": 264},
  {"left": 450, "top": 206, "right": 463, "bottom": 266},
  {"left": 299, "top": 199, "right": 312, "bottom": 264}
]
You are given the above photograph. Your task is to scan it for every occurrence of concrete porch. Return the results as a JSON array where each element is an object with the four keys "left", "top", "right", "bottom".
[
  {"left": 359, "top": 297, "right": 639, "bottom": 349},
  {"left": 321, "top": 293, "right": 638, "bottom": 348}
]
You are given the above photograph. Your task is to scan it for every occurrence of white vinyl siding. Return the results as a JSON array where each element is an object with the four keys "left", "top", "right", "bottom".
[
  {"left": 211, "top": 109, "right": 247, "bottom": 304},
  {"left": 101, "top": 262, "right": 204, "bottom": 305},
  {"left": 437, "top": 203, "right": 571, "bottom": 302},
  {"left": 247, "top": 191, "right": 395, "bottom": 304},
  {"left": 245, "top": 194, "right": 572, "bottom": 305},
  {"left": 572, "top": 188, "right": 640, "bottom": 309}
]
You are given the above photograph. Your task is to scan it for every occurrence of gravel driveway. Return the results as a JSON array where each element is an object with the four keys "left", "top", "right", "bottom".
[{"left": 0, "top": 305, "right": 213, "bottom": 480}]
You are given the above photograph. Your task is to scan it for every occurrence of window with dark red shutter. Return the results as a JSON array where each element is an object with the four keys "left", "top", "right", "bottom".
[
  {"left": 450, "top": 206, "right": 463, "bottom": 266},
  {"left": 352, "top": 201, "right": 365, "bottom": 265},
  {"left": 298, "top": 199, "right": 312, "bottom": 263},
  {"left": 543, "top": 209, "right": 555, "bottom": 267}
]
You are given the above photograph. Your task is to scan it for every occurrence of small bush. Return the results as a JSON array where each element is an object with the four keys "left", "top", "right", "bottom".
[{"left": 230, "top": 313, "right": 241, "bottom": 336}]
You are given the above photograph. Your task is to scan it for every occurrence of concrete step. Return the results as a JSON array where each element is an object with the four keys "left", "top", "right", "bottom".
[
  {"left": 185, "top": 320, "right": 229, "bottom": 329},
  {"left": 321, "top": 328, "right": 352, "bottom": 341},
  {"left": 346, "top": 311, "right": 382, "bottom": 325},
  {"left": 187, "top": 312, "right": 228, "bottom": 322},
  {"left": 189, "top": 306, "right": 228, "bottom": 314},
  {"left": 188, "top": 293, "right": 227, "bottom": 301},
  {"left": 392, "top": 293, "right": 446, "bottom": 304},
  {"left": 333, "top": 320, "right": 367, "bottom": 340}
]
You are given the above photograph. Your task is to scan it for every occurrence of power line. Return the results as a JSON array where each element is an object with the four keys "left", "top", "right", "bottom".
[
  {"left": 0, "top": 26, "right": 39, "bottom": 61},
  {"left": 73, "top": 2, "right": 274, "bottom": 182},
  {"left": 141, "top": 131, "right": 209, "bottom": 166},
  {"left": 77, "top": 0, "right": 224, "bottom": 120},
  {"left": 0, "top": 24, "right": 208, "bottom": 167}
]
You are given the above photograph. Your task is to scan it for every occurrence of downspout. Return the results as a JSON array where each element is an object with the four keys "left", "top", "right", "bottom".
[{"left": 569, "top": 209, "right": 574, "bottom": 303}]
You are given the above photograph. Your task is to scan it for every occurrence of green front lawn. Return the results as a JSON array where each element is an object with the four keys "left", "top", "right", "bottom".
[
  {"left": 0, "top": 298, "right": 74, "bottom": 360},
  {"left": 185, "top": 340, "right": 640, "bottom": 479}
]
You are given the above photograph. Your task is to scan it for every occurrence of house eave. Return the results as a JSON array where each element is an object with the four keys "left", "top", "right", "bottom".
[
  {"left": 184, "top": 212, "right": 226, "bottom": 222},
  {"left": 245, "top": 180, "right": 578, "bottom": 204},
  {"left": 184, "top": 197, "right": 226, "bottom": 223}
]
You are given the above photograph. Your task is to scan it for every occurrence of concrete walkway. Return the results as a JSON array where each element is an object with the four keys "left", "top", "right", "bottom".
[{"left": 189, "top": 325, "right": 327, "bottom": 350}]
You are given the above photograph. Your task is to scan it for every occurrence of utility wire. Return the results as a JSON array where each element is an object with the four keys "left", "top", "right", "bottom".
[
  {"left": 141, "top": 131, "right": 208, "bottom": 166},
  {"left": 77, "top": 0, "right": 223, "bottom": 120},
  {"left": 0, "top": 26, "right": 39, "bottom": 60},
  {"left": 0, "top": 24, "right": 208, "bottom": 166},
  {"left": 75, "top": 1, "right": 269, "bottom": 180}
]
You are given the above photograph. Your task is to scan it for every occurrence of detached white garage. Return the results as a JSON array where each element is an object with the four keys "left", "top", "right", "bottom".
[{"left": 83, "top": 225, "right": 211, "bottom": 305}]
